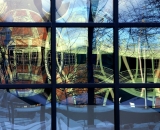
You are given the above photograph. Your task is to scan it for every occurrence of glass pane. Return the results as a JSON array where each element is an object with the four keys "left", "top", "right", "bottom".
[
  {"left": 0, "top": 0, "right": 50, "bottom": 22},
  {"left": 93, "top": 28, "right": 114, "bottom": 83},
  {"left": 119, "top": 27, "right": 160, "bottom": 83},
  {"left": 56, "top": 28, "right": 88, "bottom": 84},
  {"left": 56, "top": 0, "right": 113, "bottom": 23},
  {"left": 94, "top": 88, "right": 114, "bottom": 129},
  {"left": 0, "top": 27, "right": 51, "bottom": 84},
  {"left": 0, "top": 88, "right": 51, "bottom": 129},
  {"left": 120, "top": 88, "right": 160, "bottom": 130},
  {"left": 119, "top": 0, "right": 160, "bottom": 22},
  {"left": 56, "top": 88, "right": 88, "bottom": 129}
]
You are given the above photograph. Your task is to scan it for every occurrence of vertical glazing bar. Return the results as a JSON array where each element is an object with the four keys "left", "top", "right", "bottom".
[
  {"left": 87, "top": 1, "right": 94, "bottom": 127},
  {"left": 51, "top": 0, "right": 56, "bottom": 130},
  {"left": 87, "top": 27, "right": 94, "bottom": 127},
  {"left": 88, "top": 87, "right": 94, "bottom": 126},
  {"left": 88, "top": 29, "right": 94, "bottom": 82},
  {"left": 114, "top": 0, "right": 119, "bottom": 130}
]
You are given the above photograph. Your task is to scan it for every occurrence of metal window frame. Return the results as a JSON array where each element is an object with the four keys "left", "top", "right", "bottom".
[{"left": 0, "top": 1, "right": 160, "bottom": 130}]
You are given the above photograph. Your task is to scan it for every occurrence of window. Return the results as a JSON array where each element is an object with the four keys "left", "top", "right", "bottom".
[
  {"left": 56, "top": 0, "right": 160, "bottom": 130},
  {"left": 0, "top": 0, "right": 52, "bottom": 129},
  {"left": 1, "top": 0, "right": 160, "bottom": 130}
]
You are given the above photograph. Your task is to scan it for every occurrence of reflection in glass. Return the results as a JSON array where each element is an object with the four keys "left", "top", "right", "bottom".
[
  {"left": 56, "top": 88, "right": 114, "bottom": 129},
  {"left": 120, "top": 88, "right": 160, "bottom": 130},
  {"left": 119, "top": 28, "right": 160, "bottom": 83},
  {"left": 56, "top": 28, "right": 88, "bottom": 84},
  {"left": 0, "top": 27, "right": 51, "bottom": 84},
  {"left": 56, "top": 88, "right": 88, "bottom": 129},
  {"left": 56, "top": 0, "right": 113, "bottom": 23},
  {"left": 94, "top": 88, "right": 114, "bottom": 129},
  {"left": 0, "top": 0, "right": 50, "bottom": 22},
  {"left": 56, "top": 88, "right": 114, "bottom": 130},
  {"left": 119, "top": 0, "right": 160, "bottom": 22},
  {"left": 92, "top": 28, "right": 113, "bottom": 83},
  {"left": 0, "top": 89, "right": 51, "bottom": 129}
]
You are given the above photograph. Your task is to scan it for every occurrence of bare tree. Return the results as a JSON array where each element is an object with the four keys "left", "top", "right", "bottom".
[{"left": 56, "top": 28, "right": 88, "bottom": 83}]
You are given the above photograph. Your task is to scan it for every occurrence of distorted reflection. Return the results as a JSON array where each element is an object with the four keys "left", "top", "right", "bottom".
[
  {"left": 57, "top": 27, "right": 160, "bottom": 84},
  {"left": 120, "top": 88, "right": 160, "bottom": 130},
  {"left": 119, "top": 28, "right": 160, "bottom": 83},
  {"left": 56, "top": 0, "right": 113, "bottom": 23},
  {"left": 56, "top": 28, "right": 114, "bottom": 84},
  {"left": 0, "top": 89, "right": 51, "bottom": 129},
  {"left": 92, "top": 28, "right": 113, "bottom": 83},
  {"left": 0, "top": 0, "right": 50, "bottom": 22},
  {"left": 56, "top": 88, "right": 114, "bottom": 129},
  {"left": 94, "top": 88, "right": 114, "bottom": 129},
  {"left": 119, "top": 0, "right": 160, "bottom": 22},
  {"left": 56, "top": 28, "right": 88, "bottom": 84},
  {"left": 0, "top": 27, "right": 51, "bottom": 84}
]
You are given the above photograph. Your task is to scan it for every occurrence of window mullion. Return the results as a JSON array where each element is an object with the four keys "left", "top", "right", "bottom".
[
  {"left": 87, "top": 27, "right": 94, "bottom": 126},
  {"left": 114, "top": 0, "right": 120, "bottom": 130},
  {"left": 87, "top": 3, "right": 94, "bottom": 126},
  {"left": 52, "top": 0, "right": 56, "bottom": 130}
]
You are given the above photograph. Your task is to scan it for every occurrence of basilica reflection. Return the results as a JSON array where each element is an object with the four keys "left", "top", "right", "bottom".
[
  {"left": 0, "top": 0, "right": 50, "bottom": 22},
  {"left": 0, "top": 27, "right": 51, "bottom": 84}
]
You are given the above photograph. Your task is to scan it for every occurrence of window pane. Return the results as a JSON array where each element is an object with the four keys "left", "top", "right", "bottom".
[
  {"left": 119, "top": 27, "right": 160, "bottom": 83},
  {"left": 56, "top": 88, "right": 114, "bottom": 129},
  {"left": 93, "top": 28, "right": 114, "bottom": 83},
  {"left": 56, "top": 28, "right": 88, "bottom": 84},
  {"left": 0, "top": 0, "right": 50, "bottom": 22},
  {"left": 56, "top": 0, "right": 113, "bottom": 23},
  {"left": 56, "top": 88, "right": 88, "bottom": 129},
  {"left": 119, "top": 0, "right": 160, "bottom": 22},
  {"left": 0, "top": 27, "right": 51, "bottom": 84},
  {"left": 94, "top": 88, "right": 114, "bottom": 129},
  {"left": 120, "top": 88, "right": 160, "bottom": 130},
  {"left": 0, "top": 88, "right": 51, "bottom": 129}
]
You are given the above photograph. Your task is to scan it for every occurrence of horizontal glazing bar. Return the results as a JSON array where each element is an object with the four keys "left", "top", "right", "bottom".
[
  {"left": 55, "top": 23, "right": 160, "bottom": 27},
  {"left": 1, "top": 23, "right": 160, "bottom": 27},
  {"left": 119, "top": 84, "right": 160, "bottom": 88},
  {"left": 119, "top": 23, "right": 160, "bottom": 27}
]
